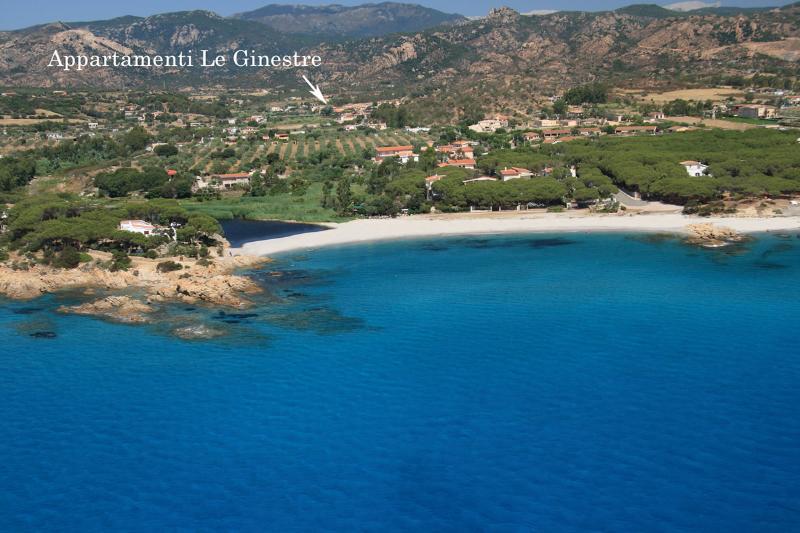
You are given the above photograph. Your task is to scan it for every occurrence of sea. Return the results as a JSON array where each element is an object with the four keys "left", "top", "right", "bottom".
[{"left": 1, "top": 231, "right": 799, "bottom": 531}]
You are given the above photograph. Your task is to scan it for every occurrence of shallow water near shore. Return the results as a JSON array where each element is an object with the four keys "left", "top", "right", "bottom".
[
  {"left": 1, "top": 233, "right": 800, "bottom": 531},
  {"left": 220, "top": 218, "right": 328, "bottom": 248}
]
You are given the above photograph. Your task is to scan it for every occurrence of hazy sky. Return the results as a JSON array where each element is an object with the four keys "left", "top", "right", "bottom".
[{"left": 1, "top": 0, "right": 793, "bottom": 30}]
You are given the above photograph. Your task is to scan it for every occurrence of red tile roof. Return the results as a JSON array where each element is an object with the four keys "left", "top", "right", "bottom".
[{"left": 376, "top": 145, "right": 413, "bottom": 153}]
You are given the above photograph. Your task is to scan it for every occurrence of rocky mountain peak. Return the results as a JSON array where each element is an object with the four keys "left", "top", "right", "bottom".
[{"left": 487, "top": 7, "right": 521, "bottom": 22}]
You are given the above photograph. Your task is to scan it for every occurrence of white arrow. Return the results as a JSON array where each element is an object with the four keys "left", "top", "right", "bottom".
[{"left": 302, "top": 75, "right": 328, "bottom": 105}]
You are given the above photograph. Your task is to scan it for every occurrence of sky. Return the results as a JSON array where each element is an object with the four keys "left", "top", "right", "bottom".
[{"left": 1, "top": 0, "right": 794, "bottom": 30}]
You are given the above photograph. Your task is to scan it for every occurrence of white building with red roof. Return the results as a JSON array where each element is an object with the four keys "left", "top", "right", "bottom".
[{"left": 499, "top": 167, "right": 533, "bottom": 182}]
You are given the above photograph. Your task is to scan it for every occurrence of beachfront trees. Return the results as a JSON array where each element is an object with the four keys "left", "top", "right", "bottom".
[{"left": 4, "top": 195, "right": 221, "bottom": 255}]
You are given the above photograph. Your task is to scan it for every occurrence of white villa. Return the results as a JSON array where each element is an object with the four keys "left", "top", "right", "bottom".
[
  {"left": 119, "top": 220, "right": 156, "bottom": 236},
  {"left": 681, "top": 160, "right": 709, "bottom": 177}
]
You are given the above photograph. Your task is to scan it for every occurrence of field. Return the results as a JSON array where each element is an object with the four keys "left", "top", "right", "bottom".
[
  {"left": 632, "top": 88, "right": 745, "bottom": 103},
  {"left": 0, "top": 118, "right": 85, "bottom": 125},
  {"left": 262, "top": 129, "right": 431, "bottom": 162},
  {"left": 667, "top": 116, "right": 757, "bottom": 131},
  {"left": 180, "top": 182, "right": 358, "bottom": 223},
  {"left": 176, "top": 128, "right": 431, "bottom": 174}
]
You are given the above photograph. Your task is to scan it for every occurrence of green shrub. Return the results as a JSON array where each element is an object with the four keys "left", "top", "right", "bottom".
[
  {"left": 110, "top": 250, "right": 131, "bottom": 272},
  {"left": 156, "top": 260, "right": 183, "bottom": 273},
  {"left": 52, "top": 246, "right": 81, "bottom": 269},
  {"left": 144, "top": 250, "right": 159, "bottom": 259},
  {"left": 78, "top": 252, "right": 93, "bottom": 263}
]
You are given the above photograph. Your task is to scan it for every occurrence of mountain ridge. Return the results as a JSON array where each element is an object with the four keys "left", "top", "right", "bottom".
[
  {"left": 0, "top": 3, "right": 797, "bottom": 102},
  {"left": 232, "top": 2, "right": 466, "bottom": 38}
]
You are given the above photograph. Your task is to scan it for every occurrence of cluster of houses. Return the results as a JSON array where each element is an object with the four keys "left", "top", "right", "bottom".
[
  {"left": 436, "top": 140, "right": 476, "bottom": 169},
  {"left": 468, "top": 115, "right": 510, "bottom": 134},
  {"left": 731, "top": 104, "right": 778, "bottom": 120}
]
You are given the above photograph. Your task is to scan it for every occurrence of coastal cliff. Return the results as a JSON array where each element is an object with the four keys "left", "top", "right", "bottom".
[{"left": 0, "top": 250, "right": 268, "bottom": 322}]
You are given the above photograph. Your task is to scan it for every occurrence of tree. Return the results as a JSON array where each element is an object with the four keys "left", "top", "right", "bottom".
[
  {"left": 336, "top": 177, "right": 353, "bottom": 215},
  {"left": 154, "top": 144, "right": 178, "bottom": 157},
  {"left": 121, "top": 126, "right": 150, "bottom": 152}
]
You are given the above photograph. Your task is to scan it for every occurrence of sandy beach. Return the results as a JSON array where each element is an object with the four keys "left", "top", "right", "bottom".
[{"left": 236, "top": 212, "right": 800, "bottom": 256}]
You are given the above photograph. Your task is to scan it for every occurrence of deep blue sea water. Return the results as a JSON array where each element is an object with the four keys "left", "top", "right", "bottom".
[{"left": 2, "top": 233, "right": 800, "bottom": 532}]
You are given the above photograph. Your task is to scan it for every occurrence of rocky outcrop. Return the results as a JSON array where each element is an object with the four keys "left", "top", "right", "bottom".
[
  {"left": 0, "top": 263, "right": 132, "bottom": 299},
  {"left": 59, "top": 296, "right": 154, "bottom": 323},
  {"left": 173, "top": 324, "right": 226, "bottom": 340},
  {"left": 686, "top": 223, "right": 746, "bottom": 247},
  {"left": 0, "top": 252, "right": 268, "bottom": 308}
]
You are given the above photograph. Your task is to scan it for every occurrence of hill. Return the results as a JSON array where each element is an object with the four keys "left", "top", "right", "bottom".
[{"left": 232, "top": 2, "right": 466, "bottom": 38}]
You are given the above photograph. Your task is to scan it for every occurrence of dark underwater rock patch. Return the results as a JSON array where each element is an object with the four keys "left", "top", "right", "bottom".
[
  {"left": 12, "top": 307, "right": 44, "bottom": 315},
  {"left": 29, "top": 331, "right": 57, "bottom": 339}
]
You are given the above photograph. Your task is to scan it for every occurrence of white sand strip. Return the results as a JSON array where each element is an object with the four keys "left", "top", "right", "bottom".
[{"left": 237, "top": 213, "right": 800, "bottom": 256}]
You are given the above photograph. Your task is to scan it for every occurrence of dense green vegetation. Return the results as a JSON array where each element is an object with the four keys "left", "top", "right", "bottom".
[
  {"left": 94, "top": 167, "right": 193, "bottom": 199},
  {"left": 561, "top": 83, "right": 609, "bottom": 106},
  {"left": 0, "top": 127, "right": 153, "bottom": 192},
  {"left": 555, "top": 129, "right": 800, "bottom": 203},
  {"left": 1, "top": 195, "right": 222, "bottom": 263}
]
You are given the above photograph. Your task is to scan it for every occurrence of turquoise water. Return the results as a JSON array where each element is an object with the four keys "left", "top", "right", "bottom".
[{"left": 2, "top": 233, "right": 800, "bottom": 531}]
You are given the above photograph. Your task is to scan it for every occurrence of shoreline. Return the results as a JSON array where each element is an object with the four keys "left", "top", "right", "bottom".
[
  {"left": 0, "top": 250, "right": 268, "bottom": 309},
  {"left": 235, "top": 213, "right": 800, "bottom": 256}
]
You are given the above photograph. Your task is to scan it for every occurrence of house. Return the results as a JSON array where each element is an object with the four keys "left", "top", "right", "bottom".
[
  {"left": 524, "top": 132, "right": 542, "bottom": 143},
  {"left": 468, "top": 119, "right": 505, "bottom": 133},
  {"left": 166, "top": 169, "right": 178, "bottom": 177},
  {"left": 463, "top": 176, "right": 498, "bottom": 184},
  {"left": 439, "top": 159, "right": 476, "bottom": 170},
  {"left": 733, "top": 104, "right": 777, "bottom": 119},
  {"left": 375, "top": 145, "right": 419, "bottom": 164},
  {"left": 542, "top": 129, "right": 572, "bottom": 140},
  {"left": 535, "top": 119, "right": 560, "bottom": 128},
  {"left": 615, "top": 125, "right": 658, "bottom": 136},
  {"left": 425, "top": 174, "right": 443, "bottom": 187},
  {"left": 425, "top": 175, "right": 444, "bottom": 199},
  {"left": 681, "top": 160, "right": 709, "bottom": 177},
  {"left": 499, "top": 167, "right": 533, "bottom": 181},
  {"left": 274, "top": 133, "right": 290, "bottom": 141},
  {"left": 578, "top": 127, "right": 601, "bottom": 136},
  {"left": 195, "top": 173, "right": 251, "bottom": 191},
  {"left": 46, "top": 132, "right": 64, "bottom": 140},
  {"left": 119, "top": 220, "right": 156, "bottom": 236},
  {"left": 649, "top": 111, "right": 666, "bottom": 121},
  {"left": 87, "top": 122, "right": 99, "bottom": 130}
]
